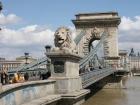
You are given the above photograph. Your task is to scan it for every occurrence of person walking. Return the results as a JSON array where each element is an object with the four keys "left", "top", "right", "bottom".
[
  {"left": 24, "top": 72, "right": 29, "bottom": 81},
  {"left": 0, "top": 70, "right": 4, "bottom": 84},
  {"left": 1, "top": 68, "right": 8, "bottom": 85},
  {"left": 12, "top": 72, "right": 25, "bottom": 83}
]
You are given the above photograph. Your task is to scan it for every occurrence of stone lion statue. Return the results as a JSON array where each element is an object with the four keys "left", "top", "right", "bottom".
[{"left": 53, "top": 27, "right": 77, "bottom": 53}]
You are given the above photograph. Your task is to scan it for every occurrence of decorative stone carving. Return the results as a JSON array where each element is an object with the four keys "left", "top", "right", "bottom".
[
  {"left": 53, "top": 27, "right": 77, "bottom": 53},
  {"left": 91, "top": 27, "right": 100, "bottom": 38}
]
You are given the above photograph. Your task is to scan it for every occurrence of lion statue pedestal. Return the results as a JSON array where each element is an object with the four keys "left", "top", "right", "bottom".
[{"left": 47, "top": 27, "right": 89, "bottom": 105}]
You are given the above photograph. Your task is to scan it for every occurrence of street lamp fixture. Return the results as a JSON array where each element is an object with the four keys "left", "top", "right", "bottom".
[
  {"left": 45, "top": 45, "right": 51, "bottom": 53},
  {"left": 45, "top": 45, "right": 51, "bottom": 72}
]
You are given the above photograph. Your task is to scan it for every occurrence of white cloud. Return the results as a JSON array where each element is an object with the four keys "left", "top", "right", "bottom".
[
  {"left": 20, "top": 25, "right": 38, "bottom": 32},
  {"left": 1, "top": 15, "right": 140, "bottom": 59},
  {"left": 0, "top": 13, "right": 21, "bottom": 25},
  {"left": 0, "top": 25, "right": 79, "bottom": 60},
  {"left": 119, "top": 16, "right": 140, "bottom": 31},
  {"left": 0, "top": 25, "right": 54, "bottom": 46},
  {"left": 118, "top": 16, "right": 140, "bottom": 53},
  {"left": 0, "top": 25, "right": 54, "bottom": 59},
  {"left": 68, "top": 26, "right": 76, "bottom": 39}
]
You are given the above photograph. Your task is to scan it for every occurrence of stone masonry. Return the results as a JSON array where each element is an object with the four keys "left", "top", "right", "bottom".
[{"left": 72, "top": 12, "right": 121, "bottom": 58}]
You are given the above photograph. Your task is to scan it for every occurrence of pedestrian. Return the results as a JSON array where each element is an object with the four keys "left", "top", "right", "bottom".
[
  {"left": 99, "top": 66, "right": 102, "bottom": 69},
  {"left": 24, "top": 72, "right": 29, "bottom": 81},
  {"left": 1, "top": 68, "right": 8, "bottom": 85},
  {"left": 41, "top": 71, "right": 51, "bottom": 80},
  {"left": 46, "top": 71, "right": 51, "bottom": 78},
  {"left": 12, "top": 72, "right": 19, "bottom": 83},
  {"left": 0, "top": 70, "right": 4, "bottom": 84},
  {"left": 12, "top": 72, "right": 25, "bottom": 83}
]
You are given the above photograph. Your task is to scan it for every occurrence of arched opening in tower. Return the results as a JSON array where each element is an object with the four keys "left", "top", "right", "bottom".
[{"left": 88, "top": 38, "right": 104, "bottom": 68}]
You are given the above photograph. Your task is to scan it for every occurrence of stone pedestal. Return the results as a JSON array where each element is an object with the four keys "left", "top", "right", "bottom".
[
  {"left": 47, "top": 50, "right": 89, "bottom": 105},
  {"left": 47, "top": 51, "right": 82, "bottom": 93}
]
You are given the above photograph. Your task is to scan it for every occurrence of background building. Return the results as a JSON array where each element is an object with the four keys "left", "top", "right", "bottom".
[
  {"left": 0, "top": 59, "right": 22, "bottom": 72},
  {"left": 118, "top": 50, "right": 129, "bottom": 70},
  {"left": 129, "top": 48, "right": 140, "bottom": 73},
  {"left": 0, "top": 53, "right": 36, "bottom": 73}
]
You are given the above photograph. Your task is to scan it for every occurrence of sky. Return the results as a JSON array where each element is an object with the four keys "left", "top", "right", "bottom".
[{"left": 0, "top": 0, "right": 140, "bottom": 59}]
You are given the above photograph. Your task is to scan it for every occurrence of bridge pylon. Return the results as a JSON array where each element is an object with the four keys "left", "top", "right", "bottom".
[{"left": 72, "top": 12, "right": 121, "bottom": 68}]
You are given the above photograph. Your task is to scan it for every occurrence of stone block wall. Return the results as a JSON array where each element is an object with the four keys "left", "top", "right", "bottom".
[{"left": 0, "top": 80, "right": 56, "bottom": 105}]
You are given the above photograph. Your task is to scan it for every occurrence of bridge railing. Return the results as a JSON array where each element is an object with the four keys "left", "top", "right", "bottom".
[
  {"left": 0, "top": 80, "right": 60, "bottom": 105},
  {"left": 8, "top": 57, "right": 50, "bottom": 73},
  {"left": 80, "top": 68, "right": 117, "bottom": 88}
]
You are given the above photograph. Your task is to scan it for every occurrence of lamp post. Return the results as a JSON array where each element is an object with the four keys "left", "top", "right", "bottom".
[
  {"left": 45, "top": 45, "right": 51, "bottom": 53},
  {"left": 44, "top": 45, "right": 51, "bottom": 73},
  {"left": 44, "top": 45, "right": 51, "bottom": 65},
  {"left": 24, "top": 52, "right": 29, "bottom": 64}
]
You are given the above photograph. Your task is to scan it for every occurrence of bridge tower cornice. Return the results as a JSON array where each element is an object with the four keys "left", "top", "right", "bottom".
[
  {"left": 72, "top": 18, "right": 121, "bottom": 28},
  {"left": 72, "top": 12, "right": 121, "bottom": 28}
]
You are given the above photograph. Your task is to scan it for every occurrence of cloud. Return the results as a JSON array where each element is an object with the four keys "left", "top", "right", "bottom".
[
  {"left": 118, "top": 16, "right": 140, "bottom": 53},
  {"left": 0, "top": 13, "right": 21, "bottom": 25},
  {"left": 68, "top": 26, "right": 76, "bottom": 39},
  {"left": 0, "top": 25, "right": 78, "bottom": 60},
  {"left": 1, "top": 15, "right": 140, "bottom": 59},
  {"left": 0, "top": 25, "right": 54, "bottom": 59},
  {"left": 119, "top": 42, "right": 140, "bottom": 50},
  {"left": 0, "top": 25, "right": 54, "bottom": 46}
]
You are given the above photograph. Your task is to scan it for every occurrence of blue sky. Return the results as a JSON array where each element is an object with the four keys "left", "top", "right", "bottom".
[
  {"left": 2, "top": 0, "right": 140, "bottom": 29},
  {"left": 0, "top": 0, "right": 140, "bottom": 59}
]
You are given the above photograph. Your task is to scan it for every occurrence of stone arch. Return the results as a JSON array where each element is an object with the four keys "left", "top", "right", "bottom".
[
  {"left": 82, "top": 28, "right": 101, "bottom": 55},
  {"left": 72, "top": 12, "right": 121, "bottom": 58}
]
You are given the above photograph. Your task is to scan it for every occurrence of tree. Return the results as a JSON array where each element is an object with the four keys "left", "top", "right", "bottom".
[{"left": 0, "top": 1, "right": 2, "bottom": 12}]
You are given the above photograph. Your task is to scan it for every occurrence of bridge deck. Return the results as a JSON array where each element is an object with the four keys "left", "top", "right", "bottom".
[{"left": 80, "top": 68, "right": 117, "bottom": 88}]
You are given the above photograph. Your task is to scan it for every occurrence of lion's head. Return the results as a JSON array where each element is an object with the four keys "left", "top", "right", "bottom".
[{"left": 54, "top": 27, "right": 72, "bottom": 48}]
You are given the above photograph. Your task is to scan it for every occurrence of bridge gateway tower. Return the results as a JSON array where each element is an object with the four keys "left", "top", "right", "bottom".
[{"left": 72, "top": 12, "right": 121, "bottom": 66}]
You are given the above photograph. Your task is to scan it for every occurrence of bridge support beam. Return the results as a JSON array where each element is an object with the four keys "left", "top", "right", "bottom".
[{"left": 47, "top": 51, "right": 89, "bottom": 105}]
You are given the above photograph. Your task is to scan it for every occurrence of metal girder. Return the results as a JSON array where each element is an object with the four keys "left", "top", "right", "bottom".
[
  {"left": 74, "top": 29, "right": 86, "bottom": 45},
  {"left": 8, "top": 57, "right": 50, "bottom": 73}
]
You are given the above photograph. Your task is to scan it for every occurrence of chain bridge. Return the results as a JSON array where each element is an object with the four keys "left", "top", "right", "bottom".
[
  {"left": 7, "top": 12, "right": 127, "bottom": 87},
  {"left": 0, "top": 12, "right": 127, "bottom": 105},
  {"left": 8, "top": 28, "right": 121, "bottom": 88}
]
